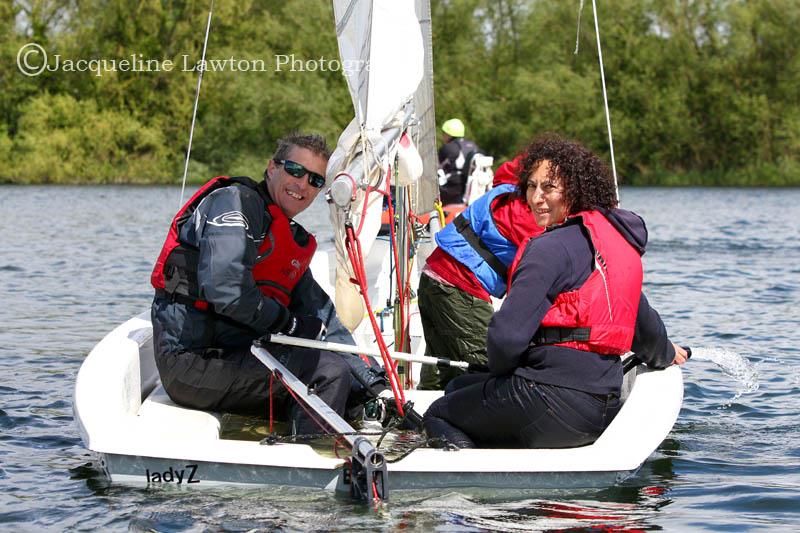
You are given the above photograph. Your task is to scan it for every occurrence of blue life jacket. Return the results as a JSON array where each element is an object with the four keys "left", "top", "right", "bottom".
[{"left": 435, "top": 183, "right": 517, "bottom": 298}]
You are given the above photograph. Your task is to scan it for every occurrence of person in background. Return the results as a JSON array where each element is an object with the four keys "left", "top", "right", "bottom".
[
  {"left": 418, "top": 155, "right": 543, "bottom": 390},
  {"left": 424, "top": 133, "right": 688, "bottom": 448},
  {"left": 150, "top": 133, "right": 391, "bottom": 435},
  {"left": 438, "top": 118, "right": 481, "bottom": 205}
]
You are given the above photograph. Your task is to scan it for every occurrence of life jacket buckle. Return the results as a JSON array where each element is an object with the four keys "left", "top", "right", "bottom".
[{"left": 164, "top": 266, "right": 181, "bottom": 294}]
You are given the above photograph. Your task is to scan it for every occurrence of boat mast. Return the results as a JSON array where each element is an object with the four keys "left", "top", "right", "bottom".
[{"left": 393, "top": 176, "right": 411, "bottom": 386}]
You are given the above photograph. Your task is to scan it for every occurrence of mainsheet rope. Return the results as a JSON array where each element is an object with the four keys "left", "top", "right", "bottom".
[{"left": 343, "top": 159, "right": 415, "bottom": 410}]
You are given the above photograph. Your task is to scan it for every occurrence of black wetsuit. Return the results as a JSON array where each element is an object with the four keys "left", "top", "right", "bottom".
[{"left": 152, "top": 181, "right": 385, "bottom": 433}]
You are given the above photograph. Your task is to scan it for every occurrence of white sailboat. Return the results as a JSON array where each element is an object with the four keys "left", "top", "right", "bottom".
[{"left": 73, "top": 0, "right": 684, "bottom": 500}]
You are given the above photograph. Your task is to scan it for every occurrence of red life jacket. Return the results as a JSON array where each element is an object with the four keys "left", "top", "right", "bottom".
[
  {"left": 508, "top": 210, "right": 643, "bottom": 355},
  {"left": 252, "top": 203, "right": 317, "bottom": 306},
  {"left": 150, "top": 175, "right": 316, "bottom": 309}
]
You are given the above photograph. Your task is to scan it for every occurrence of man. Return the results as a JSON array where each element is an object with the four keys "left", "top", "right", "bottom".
[
  {"left": 150, "top": 133, "right": 388, "bottom": 435},
  {"left": 437, "top": 118, "right": 481, "bottom": 205}
]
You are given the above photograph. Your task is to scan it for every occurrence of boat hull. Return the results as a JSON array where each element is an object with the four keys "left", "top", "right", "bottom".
[
  {"left": 99, "top": 452, "right": 631, "bottom": 491},
  {"left": 74, "top": 308, "right": 683, "bottom": 493}
]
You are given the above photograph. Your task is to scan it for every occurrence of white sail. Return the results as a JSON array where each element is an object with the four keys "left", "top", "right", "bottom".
[
  {"left": 334, "top": 1, "right": 424, "bottom": 131},
  {"left": 328, "top": 0, "right": 435, "bottom": 332}
]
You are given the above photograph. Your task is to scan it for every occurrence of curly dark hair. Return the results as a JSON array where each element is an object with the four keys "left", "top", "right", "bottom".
[{"left": 516, "top": 133, "right": 618, "bottom": 214}]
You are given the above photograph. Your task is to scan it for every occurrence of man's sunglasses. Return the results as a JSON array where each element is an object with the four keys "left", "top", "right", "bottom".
[{"left": 274, "top": 159, "right": 326, "bottom": 189}]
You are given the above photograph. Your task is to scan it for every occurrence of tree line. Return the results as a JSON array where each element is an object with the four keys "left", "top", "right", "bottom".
[{"left": 1, "top": 0, "right": 798, "bottom": 186}]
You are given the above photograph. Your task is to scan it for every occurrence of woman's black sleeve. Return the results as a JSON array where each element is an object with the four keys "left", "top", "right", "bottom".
[{"left": 631, "top": 292, "right": 675, "bottom": 369}]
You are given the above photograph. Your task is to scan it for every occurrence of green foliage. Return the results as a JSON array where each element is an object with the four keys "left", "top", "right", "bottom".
[
  {"left": 4, "top": 93, "right": 171, "bottom": 183},
  {"left": 0, "top": 128, "right": 12, "bottom": 183},
  {"left": 192, "top": 0, "right": 349, "bottom": 178},
  {"left": 1, "top": 0, "right": 799, "bottom": 185}
]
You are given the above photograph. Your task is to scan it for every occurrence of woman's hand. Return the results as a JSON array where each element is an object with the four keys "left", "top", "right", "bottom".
[{"left": 672, "top": 343, "right": 689, "bottom": 365}]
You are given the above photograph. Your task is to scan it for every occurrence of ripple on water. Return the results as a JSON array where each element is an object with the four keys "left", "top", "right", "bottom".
[
  {"left": 0, "top": 416, "right": 27, "bottom": 432},
  {"left": 412, "top": 493, "right": 662, "bottom": 532},
  {"left": 649, "top": 239, "right": 791, "bottom": 255},
  {"left": 0, "top": 510, "right": 41, "bottom": 528}
]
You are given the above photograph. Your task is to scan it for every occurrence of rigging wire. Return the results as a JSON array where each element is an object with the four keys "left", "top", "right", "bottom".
[
  {"left": 591, "top": 0, "right": 620, "bottom": 201},
  {"left": 178, "top": 0, "right": 214, "bottom": 208},
  {"left": 574, "top": 0, "right": 585, "bottom": 54}
]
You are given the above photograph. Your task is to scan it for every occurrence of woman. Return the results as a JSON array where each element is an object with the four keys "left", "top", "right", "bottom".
[{"left": 423, "top": 134, "right": 688, "bottom": 448}]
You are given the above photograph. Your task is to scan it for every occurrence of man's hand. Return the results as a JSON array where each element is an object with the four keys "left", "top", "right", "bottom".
[{"left": 281, "top": 314, "right": 326, "bottom": 340}]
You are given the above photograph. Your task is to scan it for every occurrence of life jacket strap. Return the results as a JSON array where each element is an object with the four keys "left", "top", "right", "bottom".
[
  {"left": 155, "top": 288, "right": 212, "bottom": 312},
  {"left": 255, "top": 280, "right": 292, "bottom": 301},
  {"left": 531, "top": 326, "right": 592, "bottom": 346},
  {"left": 453, "top": 214, "right": 508, "bottom": 279}
]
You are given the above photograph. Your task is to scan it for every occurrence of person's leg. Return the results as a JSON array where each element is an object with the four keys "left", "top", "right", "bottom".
[
  {"left": 418, "top": 274, "right": 492, "bottom": 390},
  {"left": 422, "top": 373, "right": 625, "bottom": 449},
  {"left": 156, "top": 344, "right": 351, "bottom": 435},
  {"left": 422, "top": 381, "right": 482, "bottom": 448},
  {"left": 423, "top": 374, "right": 548, "bottom": 448},
  {"left": 517, "top": 383, "right": 621, "bottom": 448},
  {"left": 444, "top": 371, "right": 490, "bottom": 395},
  {"left": 156, "top": 347, "right": 273, "bottom": 414},
  {"left": 280, "top": 348, "right": 352, "bottom": 435},
  {"left": 418, "top": 274, "right": 449, "bottom": 390}
]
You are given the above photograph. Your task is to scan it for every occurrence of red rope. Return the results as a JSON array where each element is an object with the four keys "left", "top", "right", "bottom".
[
  {"left": 333, "top": 437, "right": 344, "bottom": 459},
  {"left": 268, "top": 373, "right": 274, "bottom": 434},
  {"left": 341, "top": 161, "right": 422, "bottom": 413},
  {"left": 336, "top": 171, "right": 378, "bottom": 239},
  {"left": 372, "top": 476, "right": 381, "bottom": 507},
  {"left": 346, "top": 224, "right": 405, "bottom": 408},
  {"left": 354, "top": 168, "right": 392, "bottom": 238},
  {"left": 354, "top": 188, "right": 370, "bottom": 238},
  {"left": 345, "top": 224, "right": 406, "bottom": 414}
]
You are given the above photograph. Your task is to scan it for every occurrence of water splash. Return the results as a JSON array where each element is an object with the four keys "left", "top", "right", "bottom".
[{"left": 690, "top": 346, "right": 759, "bottom": 402}]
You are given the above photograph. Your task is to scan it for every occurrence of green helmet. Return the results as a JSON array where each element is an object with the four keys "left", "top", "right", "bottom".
[{"left": 442, "top": 118, "right": 465, "bottom": 138}]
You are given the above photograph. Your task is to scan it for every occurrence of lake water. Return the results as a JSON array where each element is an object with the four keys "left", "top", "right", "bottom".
[{"left": 1, "top": 185, "right": 799, "bottom": 530}]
